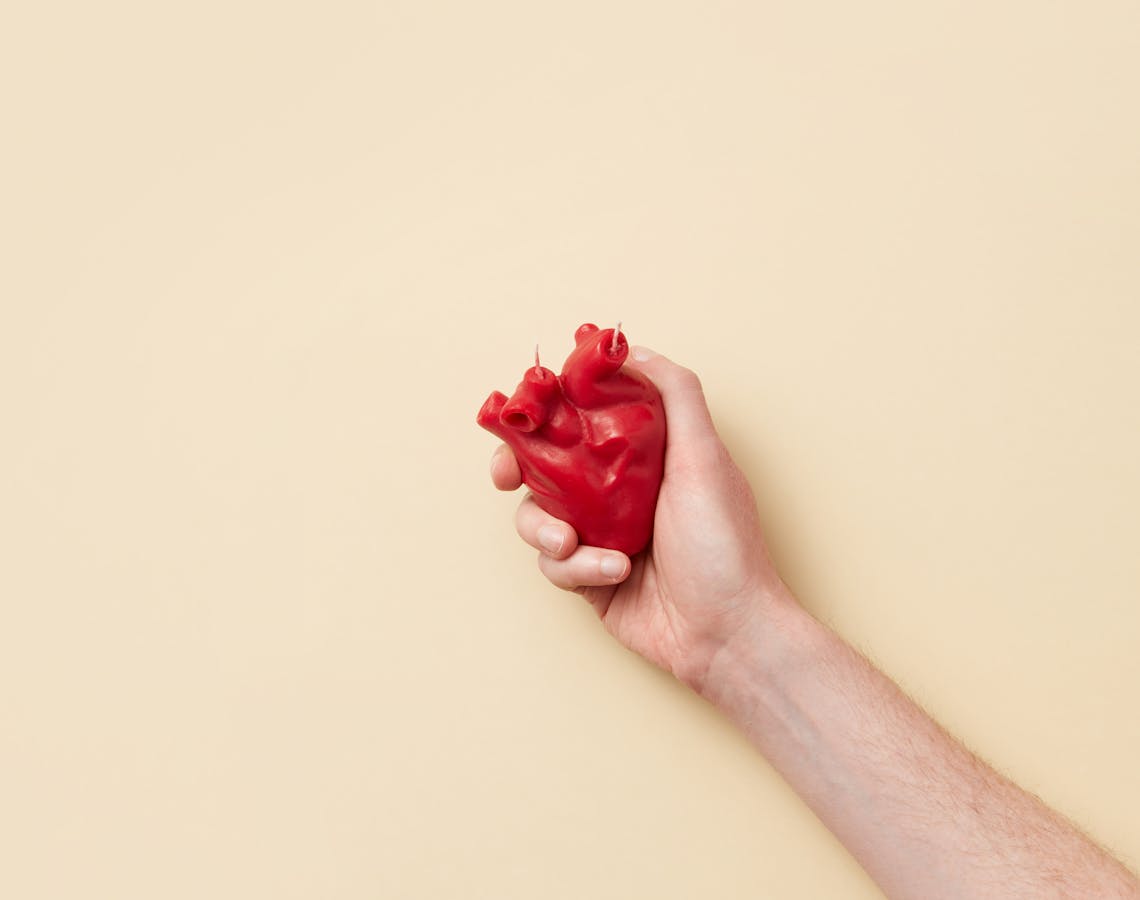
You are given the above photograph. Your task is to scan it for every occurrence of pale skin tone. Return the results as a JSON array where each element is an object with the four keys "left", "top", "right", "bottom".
[{"left": 489, "top": 345, "right": 1140, "bottom": 900}]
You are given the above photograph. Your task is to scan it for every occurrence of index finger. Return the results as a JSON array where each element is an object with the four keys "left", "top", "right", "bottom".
[{"left": 490, "top": 444, "right": 523, "bottom": 491}]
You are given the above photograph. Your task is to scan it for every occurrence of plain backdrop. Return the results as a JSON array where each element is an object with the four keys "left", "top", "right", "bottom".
[{"left": 2, "top": 2, "right": 1138, "bottom": 898}]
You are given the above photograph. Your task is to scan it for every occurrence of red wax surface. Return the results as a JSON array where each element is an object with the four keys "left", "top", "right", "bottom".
[{"left": 477, "top": 323, "right": 666, "bottom": 555}]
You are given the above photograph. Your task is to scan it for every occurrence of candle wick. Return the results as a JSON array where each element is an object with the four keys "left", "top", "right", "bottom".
[
  {"left": 611, "top": 321, "right": 622, "bottom": 353},
  {"left": 535, "top": 343, "right": 540, "bottom": 369}
]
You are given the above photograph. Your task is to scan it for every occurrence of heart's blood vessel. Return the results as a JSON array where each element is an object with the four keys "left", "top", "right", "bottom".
[{"left": 478, "top": 323, "right": 666, "bottom": 555}]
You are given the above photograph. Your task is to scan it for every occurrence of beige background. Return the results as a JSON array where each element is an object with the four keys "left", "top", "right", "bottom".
[{"left": 2, "top": 2, "right": 1138, "bottom": 897}]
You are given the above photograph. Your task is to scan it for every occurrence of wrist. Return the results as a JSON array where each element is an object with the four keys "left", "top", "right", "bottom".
[{"left": 691, "top": 587, "right": 822, "bottom": 716}]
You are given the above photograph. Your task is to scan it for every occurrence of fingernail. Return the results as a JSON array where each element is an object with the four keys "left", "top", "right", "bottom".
[
  {"left": 630, "top": 345, "right": 657, "bottom": 362},
  {"left": 600, "top": 555, "right": 626, "bottom": 579},
  {"left": 537, "top": 524, "right": 564, "bottom": 554}
]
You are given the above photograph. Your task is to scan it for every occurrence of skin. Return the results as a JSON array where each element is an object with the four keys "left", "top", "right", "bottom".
[{"left": 490, "top": 345, "right": 1140, "bottom": 899}]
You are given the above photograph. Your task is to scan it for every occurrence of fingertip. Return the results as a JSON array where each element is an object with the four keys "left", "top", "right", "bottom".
[
  {"left": 535, "top": 545, "right": 630, "bottom": 592},
  {"left": 490, "top": 444, "right": 523, "bottom": 490},
  {"left": 536, "top": 522, "right": 579, "bottom": 559},
  {"left": 624, "top": 347, "right": 693, "bottom": 392},
  {"left": 517, "top": 495, "right": 579, "bottom": 559},
  {"left": 599, "top": 551, "right": 630, "bottom": 581},
  {"left": 626, "top": 348, "right": 698, "bottom": 388}
]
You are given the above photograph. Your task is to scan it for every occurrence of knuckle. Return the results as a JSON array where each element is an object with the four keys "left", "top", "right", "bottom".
[
  {"left": 693, "top": 434, "right": 728, "bottom": 465},
  {"left": 537, "top": 553, "right": 575, "bottom": 591},
  {"left": 673, "top": 365, "right": 703, "bottom": 392},
  {"left": 514, "top": 497, "right": 538, "bottom": 538}
]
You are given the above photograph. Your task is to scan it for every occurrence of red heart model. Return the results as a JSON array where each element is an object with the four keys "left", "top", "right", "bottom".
[{"left": 477, "top": 323, "right": 667, "bottom": 556}]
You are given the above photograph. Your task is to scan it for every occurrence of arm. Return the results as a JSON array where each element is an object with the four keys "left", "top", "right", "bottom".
[
  {"left": 489, "top": 345, "right": 1140, "bottom": 899},
  {"left": 704, "top": 601, "right": 1139, "bottom": 898}
]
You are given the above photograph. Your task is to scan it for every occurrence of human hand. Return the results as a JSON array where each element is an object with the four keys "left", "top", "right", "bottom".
[{"left": 489, "top": 345, "right": 797, "bottom": 691}]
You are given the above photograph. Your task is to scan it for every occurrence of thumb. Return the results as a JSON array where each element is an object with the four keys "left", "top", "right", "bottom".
[{"left": 624, "top": 346, "right": 718, "bottom": 447}]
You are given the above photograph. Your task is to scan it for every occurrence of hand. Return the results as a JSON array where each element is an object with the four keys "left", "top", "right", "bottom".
[{"left": 490, "top": 346, "right": 797, "bottom": 690}]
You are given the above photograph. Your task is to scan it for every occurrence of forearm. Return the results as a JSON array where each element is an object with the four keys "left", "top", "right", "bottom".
[{"left": 700, "top": 598, "right": 1139, "bottom": 899}]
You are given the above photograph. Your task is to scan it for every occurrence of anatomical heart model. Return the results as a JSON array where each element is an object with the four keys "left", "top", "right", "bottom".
[{"left": 477, "top": 323, "right": 666, "bottom": 555}]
